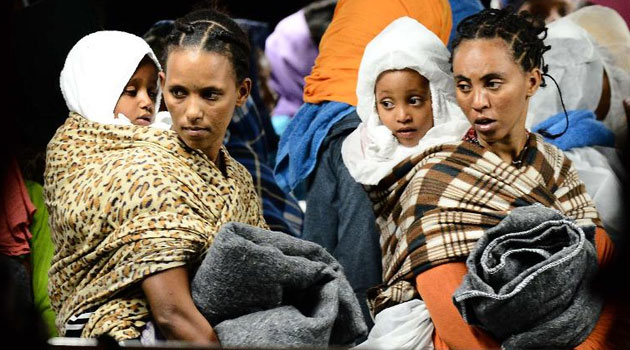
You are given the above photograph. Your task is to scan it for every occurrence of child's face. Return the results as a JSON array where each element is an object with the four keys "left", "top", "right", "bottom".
[
  {"left": 114, "top": 59, "right": 159, "bottom": 126},
  {"left": 375, "top": 69, "right": 433, "bottom": 147}
]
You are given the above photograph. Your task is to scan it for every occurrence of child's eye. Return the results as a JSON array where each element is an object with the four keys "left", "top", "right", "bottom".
[
  {"left": 124, "top": 87, "right": 137, "bottom": 96},
  {"left": 380, "top": 100, "right": 394, "bottom": 109},
  {"left": 149, "top": 89, "right": 158, "bottom": 100},
  {"left": 409, "top": 97, "right": 424, "bottom": 105}
]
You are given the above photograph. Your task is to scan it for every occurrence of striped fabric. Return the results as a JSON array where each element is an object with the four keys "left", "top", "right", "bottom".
[
  {"left": 64, "top": 306, "right": 97, "bottom": 337},
  {"left": 366, "top": 132, "right": 601, "bottom": 315}
]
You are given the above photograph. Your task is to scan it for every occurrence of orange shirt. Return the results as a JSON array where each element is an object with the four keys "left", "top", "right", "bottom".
[{"left": 303, "top": 0, "right": 452, "bottom": 106}]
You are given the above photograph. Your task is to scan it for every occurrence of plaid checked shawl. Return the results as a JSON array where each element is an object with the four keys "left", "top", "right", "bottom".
[{"left": 366, "top": 133, "right": 601, "bottom": 315}]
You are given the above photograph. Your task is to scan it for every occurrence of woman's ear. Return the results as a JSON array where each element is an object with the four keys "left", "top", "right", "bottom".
[
  {"left": 526, "top": 67, "right": 542, "bottom": 98},
  {"left": 159, "top": 72, "right": 166, "bottom": 90},
  {"left": 235, "top": 78, "right": 252, "bottom": 107}
]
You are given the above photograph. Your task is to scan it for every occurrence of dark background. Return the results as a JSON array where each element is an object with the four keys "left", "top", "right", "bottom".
[{"left": 4, "top": 0, "right": 314, "bottom": 180}]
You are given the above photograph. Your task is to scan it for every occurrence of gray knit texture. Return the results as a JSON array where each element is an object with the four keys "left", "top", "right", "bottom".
[
  {"left": 453, "top": 204, "right": 603, "bottom": 349},
  {"left": 191, "top": 222, "right": 367, "bottom": 347}
]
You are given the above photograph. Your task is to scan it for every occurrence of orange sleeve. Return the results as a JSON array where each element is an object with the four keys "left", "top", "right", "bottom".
[
  {"left": 594, "top": 226, "right": 614, "bottom": 267},
  {"left": 418, "top": 227, "right": 618, "bottom": 350},
  {"left": 415, "top": 262, "right": 500, "bottom": 350}
]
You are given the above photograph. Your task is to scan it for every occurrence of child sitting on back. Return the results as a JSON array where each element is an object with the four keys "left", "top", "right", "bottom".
[{"left": 60, "top": 30, "right": 168, "bottom": 128}]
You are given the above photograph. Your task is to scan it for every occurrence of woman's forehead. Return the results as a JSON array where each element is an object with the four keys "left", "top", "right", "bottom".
[
  {"left": 453, "top": 38, "right": 518, "bottom": 75},
  {"left": 165, "top": 48, "right": 235, "bottom": 84}
]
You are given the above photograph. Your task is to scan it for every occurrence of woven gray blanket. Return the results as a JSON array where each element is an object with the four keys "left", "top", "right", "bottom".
[
  {"left": 453, "top": 204, "right": 602, "bottom": 349},
  {"left": 191, "top": 222, "right": 367, "bottom": 347}
]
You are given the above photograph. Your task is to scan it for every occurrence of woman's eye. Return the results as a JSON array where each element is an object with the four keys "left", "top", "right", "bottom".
[
  {"left": 487, "top": 81, "right": 502, "bottom": 89},
  {"left": 457, "top": 83, "right": 471, "bottom": 92},
  {"left": 202, "top": 91, "right": 219, "bottom": 101},
  {"left": 170, "top": 88, "right": 186, "bottom": 98}
]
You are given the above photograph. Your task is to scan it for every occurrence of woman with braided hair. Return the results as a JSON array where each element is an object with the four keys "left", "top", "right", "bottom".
[
  {"left": 365, "top": 8, "right": 619, "bottom": 349},
  {"left": 46, "top": 8, "right": 266, "bottom": 345}
]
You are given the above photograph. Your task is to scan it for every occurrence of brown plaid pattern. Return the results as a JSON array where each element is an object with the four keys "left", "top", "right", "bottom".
[{"left": 366, "top": 133, "right": 600, "bottom": 314}]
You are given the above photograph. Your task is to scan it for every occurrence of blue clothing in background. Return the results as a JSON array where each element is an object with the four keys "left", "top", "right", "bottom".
[
  {"left": 274, "top": 101, "right": 355, "bottom": 193},
  {"left": 226, "top": 98, "right": 304, "bottom": 237},
  {"left": 300, "top": 111, "right": 382, "bottom": 333},
  {"left": 235, "top": 18, "right": 280, "bottom": 153},
  {"left": 532, "top": 110, "right": 615, "bottom": 151},
  {"left": 448, "top": 0, "right": 484, "bottom": 50}
]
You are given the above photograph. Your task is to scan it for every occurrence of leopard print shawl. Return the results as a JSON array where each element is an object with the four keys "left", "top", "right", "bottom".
[{"left": 45, "top": 113, "right": 266, "bottom": 340}]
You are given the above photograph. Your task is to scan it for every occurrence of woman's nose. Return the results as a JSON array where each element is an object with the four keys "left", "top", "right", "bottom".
[
  {"left": 184, "top": 98, "right": 203, "bottom": 122},
  {"left": 471, "top": 89, "right": 489, "bottom": 111}
]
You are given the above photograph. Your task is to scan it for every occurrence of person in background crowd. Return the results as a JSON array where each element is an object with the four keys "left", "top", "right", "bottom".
[
  {"left": 1, "top": 158, "right": 56, "bottom": 338},
  {"left": 264, "top": 0, "right": 337, "bottom": 135},
  {"left": 447, "top": 0, "right": 485, "bottom": 50},
  {"left": 524, "top": 6, "right": 630, "bottom": 244}
]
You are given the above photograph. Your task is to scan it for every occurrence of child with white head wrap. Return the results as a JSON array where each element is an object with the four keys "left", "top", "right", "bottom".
[
  {"left": 342, "top": 17, "right": 469, "bottom": 185},
  {"left": 60, "top": 30, "right": 170, "bottom": 129}
]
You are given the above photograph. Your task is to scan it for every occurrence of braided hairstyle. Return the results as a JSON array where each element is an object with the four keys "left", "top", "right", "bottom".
[
  {"left": 451, "top": 8, "right": 571, "bottom": 138},
  {"left": 451, "top": 8, "right": 550, "bottom": 85},
  {"left": 165, "top": 9, "right": 251, "bottom": 84}
]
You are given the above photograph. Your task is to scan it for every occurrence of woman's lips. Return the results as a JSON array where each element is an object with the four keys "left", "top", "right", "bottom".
[
  {"left": 473, "top": 117, "right": 497, "bottom": 133},
  {"left": 182, "top": 126, "right": 210, "bottom": 138}
]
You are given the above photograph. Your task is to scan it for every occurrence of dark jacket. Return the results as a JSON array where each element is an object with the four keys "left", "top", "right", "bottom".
[{"left": 301, "top": 111, "right": 382, "bottom": 330}]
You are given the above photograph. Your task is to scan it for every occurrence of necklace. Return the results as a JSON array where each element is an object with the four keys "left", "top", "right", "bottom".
[
  {"left": 511, "top": 132, "right": 530, "bottom": 167},
  {"left": 511, "top": 145, "right": 528, "bottom": 167},
  {"left": 463, "top": 127, "right": 530, "bottom": 167}
]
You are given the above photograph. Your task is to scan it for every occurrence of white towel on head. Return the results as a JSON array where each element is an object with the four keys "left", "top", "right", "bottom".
[
  {"left": 60, "top": 30, "right": 166, "bottom": 127},
  {"left": 525, "top": 10, "right": 630, "bottom": 147},
  {"left": 341, "top": 17, "right": 469, "bottom": 185}
]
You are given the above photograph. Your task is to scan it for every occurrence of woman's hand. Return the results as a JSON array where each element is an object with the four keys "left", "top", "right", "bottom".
[{"left": 142, "top": 266, "right": 219, "bottom": 345}]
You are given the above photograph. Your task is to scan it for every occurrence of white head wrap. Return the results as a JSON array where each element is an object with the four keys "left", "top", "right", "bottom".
[
  {"left": 60, "top": 30, "right": 165, "bottom": 127},
  {"left": 341, "top": 17, "right": 469, "bottom": 185},
  {"left": 525, "top": 7, "right": 629, "bottom": 147}
]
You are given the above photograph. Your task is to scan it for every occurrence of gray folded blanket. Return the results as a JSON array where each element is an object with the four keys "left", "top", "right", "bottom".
[
  {"left": 191, "top": 222, "right": 368, "bottom": 347},
  {"left": 453, "top": 204, "right": 602, "bottom": 349}
]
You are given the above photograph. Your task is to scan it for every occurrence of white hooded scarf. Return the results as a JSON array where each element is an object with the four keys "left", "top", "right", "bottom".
[
  {"left": 341, "top": 17, "right": 470, "bottom": 185},
  {"left": 60, "top": 30, "right": 166, "bottom": 127}
]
